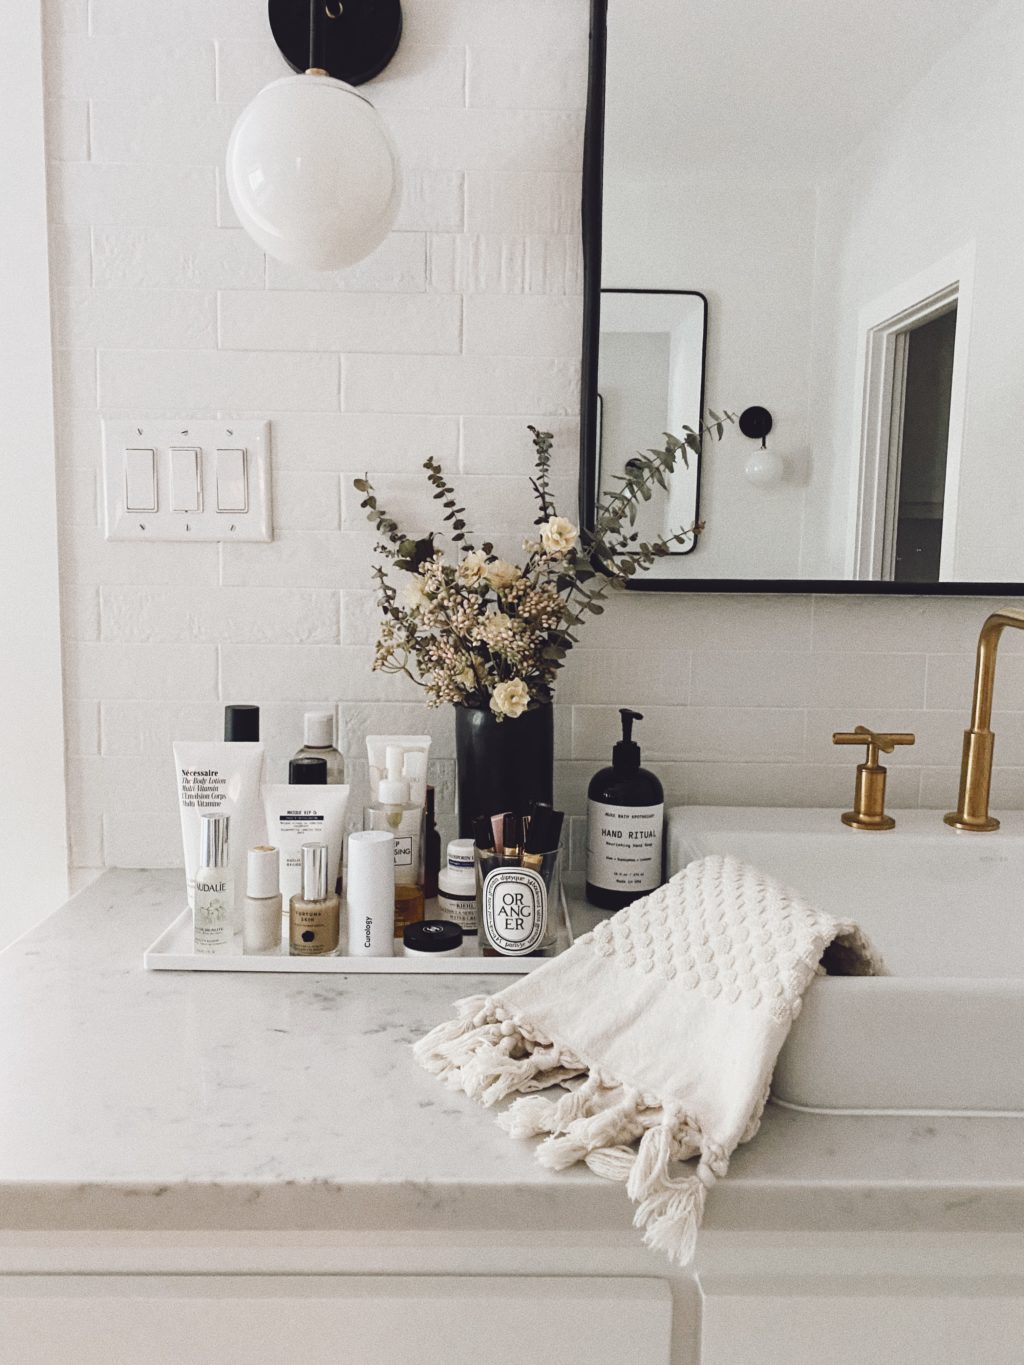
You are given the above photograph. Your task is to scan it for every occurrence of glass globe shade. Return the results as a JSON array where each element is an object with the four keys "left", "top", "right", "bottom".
[
  {"left": 743, "top": 448, "right": 785, "bottom": 487},
  {"left": 226, "top": 73, "right": 401, "bottom": 271}
]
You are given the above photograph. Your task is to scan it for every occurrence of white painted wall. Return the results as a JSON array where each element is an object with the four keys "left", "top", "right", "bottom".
[
  {"left": 40, "top": 0, "right": 1024, "bottom": 885},
  {"left": 0, "top": 0, "right": 68, "bottom": 945},
  {"left": 808, "top": 0, "right": 1024, "bottom": 581}
]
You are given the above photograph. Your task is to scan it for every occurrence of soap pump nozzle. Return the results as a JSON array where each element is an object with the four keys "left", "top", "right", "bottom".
[{"left": 613, "top": 708, "right": 643, "bottom": 772}]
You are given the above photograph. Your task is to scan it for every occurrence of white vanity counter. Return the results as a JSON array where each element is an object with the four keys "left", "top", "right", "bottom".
[{"left": 1, "top": 869, "right": 1021, "bottom": 1238}]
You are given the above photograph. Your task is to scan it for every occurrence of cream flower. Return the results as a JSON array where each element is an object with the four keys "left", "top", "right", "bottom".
[
  {"left": 540, "top": 516, "right": 578, "bottom": 557},
  {"left": 490, "top": 678, "right": 531, "bottom": 719},
  {"left": 455, "top": 550, "right": 487, "bottom": 585},
  {"left": 476, "top": 611, "right": 513, "bottom": 647},
  {"left": 483, "top": 559, "right": 522, "bottom": 591},
  {"left": 400, "top": 575, "right": 429, "bottom": 612}
]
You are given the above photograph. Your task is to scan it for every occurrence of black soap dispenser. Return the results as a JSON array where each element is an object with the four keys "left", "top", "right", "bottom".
[{"left": 586, "top": 709, "right": 665, "bottom": 910}]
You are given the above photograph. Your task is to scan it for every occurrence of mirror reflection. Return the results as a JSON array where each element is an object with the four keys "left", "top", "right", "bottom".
[{"left": 591, "top": 0, "right": 1022, "bottom": 586}]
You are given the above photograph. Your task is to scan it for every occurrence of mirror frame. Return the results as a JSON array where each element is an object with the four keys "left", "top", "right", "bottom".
[{"left": 578, "top": 0, "right": 1024, "bottom": 596}]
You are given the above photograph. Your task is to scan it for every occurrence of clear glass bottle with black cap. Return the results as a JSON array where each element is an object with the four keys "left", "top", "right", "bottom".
[
  {"left": 289, "top": 842, "right": 339, "bottom": 956},
  {"left": 224, "top": 704, "right": 259, "bottom": 742},
  {"left": 292, "top": 711, "right": 344, "bottom": 784},
  {"left": 586, "top": 709, "right": 664, "bottom": 910}
]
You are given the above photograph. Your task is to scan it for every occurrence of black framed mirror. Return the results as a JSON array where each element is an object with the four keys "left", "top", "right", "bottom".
[{"left": 579, "top": 0, "right": 1024, "bottom": 595}]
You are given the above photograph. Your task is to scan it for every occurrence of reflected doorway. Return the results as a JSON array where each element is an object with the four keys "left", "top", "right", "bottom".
[{"left": 884, "top": 306, "right": 957, "bottom": 583}]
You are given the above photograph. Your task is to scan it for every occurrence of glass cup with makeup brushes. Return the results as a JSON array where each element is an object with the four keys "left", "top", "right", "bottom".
[{"left": 475, "top": 806, "right": 563, "bottom": 957}]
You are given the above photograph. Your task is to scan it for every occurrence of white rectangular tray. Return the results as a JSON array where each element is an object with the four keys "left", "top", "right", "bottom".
[{"left": 143, "top": 886, "right": 573, "bottom": 974}]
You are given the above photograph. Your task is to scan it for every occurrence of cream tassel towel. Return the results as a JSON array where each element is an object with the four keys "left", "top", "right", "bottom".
[{"left": 414, "top": 854, "right": 884, "bottom": 1265}]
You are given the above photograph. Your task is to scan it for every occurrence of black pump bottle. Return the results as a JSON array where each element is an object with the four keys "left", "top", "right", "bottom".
[{"left": 585, "top": 709, "right": 665, "bottom": 910}]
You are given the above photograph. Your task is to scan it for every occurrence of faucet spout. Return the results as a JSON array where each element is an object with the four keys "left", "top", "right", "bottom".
[{"left": 945, "top": 607, "right": 1024, "bottom": 831}]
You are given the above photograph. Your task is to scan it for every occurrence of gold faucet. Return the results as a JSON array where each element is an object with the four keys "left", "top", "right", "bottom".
[
  {"left": 945, "top": 607, "right": 1024, "bottom": 832},
  {"left": 833, "top": 726, "right": 915, "bottom": 829}
]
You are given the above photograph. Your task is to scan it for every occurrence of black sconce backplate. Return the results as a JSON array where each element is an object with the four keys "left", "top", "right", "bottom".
[
  {"left": 269, "top": 0, "right": 403, "bottom": 85},
  {"left": 738, "top": 406, "right": 774, "bottom": 444}
]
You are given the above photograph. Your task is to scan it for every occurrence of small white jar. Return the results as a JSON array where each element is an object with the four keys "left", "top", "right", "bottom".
[
  {"left": 402, "top": 920, "right": 464, "bottom": 957},
  {"left": 243, "top": 845, "right": 282, "bottom": 954},
  {"left": 437, "top": 837, "right": 478, "bottom": 934}
]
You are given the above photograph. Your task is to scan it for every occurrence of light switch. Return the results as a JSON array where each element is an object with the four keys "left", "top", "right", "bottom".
[
  {"left": 124, "top": 448, "right": 157, "bottom": 512},
  {"left": 170, "top": 447, "right": 201, "bottom": 511},
  {"left": 216, "top": 448, "right": 247, "bottom": 513}
]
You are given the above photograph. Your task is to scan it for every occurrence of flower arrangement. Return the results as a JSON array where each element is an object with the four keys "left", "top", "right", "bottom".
[{"left": 355, "top": 418, "right": 734, "bottom": 718}]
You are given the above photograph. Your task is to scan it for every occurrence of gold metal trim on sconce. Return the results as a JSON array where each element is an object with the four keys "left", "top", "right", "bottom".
[
  {"left": 832, "top": 726, "right": 915, "bottom": 830},
  {"left": 944, "top": 607, "right": 1024, "bottom": 832}
]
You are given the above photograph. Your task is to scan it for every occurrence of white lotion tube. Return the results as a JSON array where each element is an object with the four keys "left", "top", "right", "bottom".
[
  {"left": 346, "top": 830, "right": 395, "bottom": 956},
  {"left": 173, "top": 741, "right": 264, "bottom": 926},
  {"left": 262, "top": 783, "right": 349, "bottom": 904}
]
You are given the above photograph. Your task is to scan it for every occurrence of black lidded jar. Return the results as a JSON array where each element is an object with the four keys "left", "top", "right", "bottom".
[{"left": 585, "top": 709, "right": 665, "bottom": 911}]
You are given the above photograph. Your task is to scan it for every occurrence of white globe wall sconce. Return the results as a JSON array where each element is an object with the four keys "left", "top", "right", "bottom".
[
  {"left": 226, "top": 0, "right": 403, "bottom": 271},
  {"left": 738, "top": 405, "right": 785, "bottom": 487}
]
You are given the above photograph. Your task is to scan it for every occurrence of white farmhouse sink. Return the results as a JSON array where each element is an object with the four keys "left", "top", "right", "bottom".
[{"left": 667, "top": 807, "right": 1024, "bottom": 1114}]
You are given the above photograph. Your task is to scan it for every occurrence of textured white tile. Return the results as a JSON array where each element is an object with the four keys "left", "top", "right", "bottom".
[
  {"left": 572, "top": 704, "right": 806, "bottom": 765},
  {"left": 267, "top": 412, "right": 460, "bottom": 473},
  {"left": 103, "top": 812, "right": 183, "bottom": 868},
  {"left": 93, "top": 227, "right": 264, "bottom": 289},
  {"left": 388, "top": 109, "right": 585, "bottom": 173},
  {"left": 68, "top": 754, "right": 177, "bottom": 814},
  {"left": 690, "top": 650, "right": 927, "bottom": 711},
  {"left": 66, "top": 642, "right": 219, "bottom": 700},
  {"left": 393, "top": 171, "right": 465, "bottom": 232},
  {"left": 560, "top": 648, "right": 690, "bottom": 709},
  {"left": 49, "top": 163, "right": 216, "bottom": 226},
  {"left": 90, "top": 98, "right": 239, "bottom": 164},
  {"left": 429, "top": 233, "right": 584, "bottom": 293},
  {"left": 66, "top": 699, "right": 100, "bottom": 755},
  {"left": 55, "top": 288, "right": 217, "bottom": 349},
  {"left": 343, "top": 354, "right": 579, "bottom": 415},
  {"left": 466, "top": 44, "right": 588, "bottom": 110},
  {"left": 685, "top": 762, "right": 922, "bottom": 811},
  {"left": 272, "top": 472, "right": 341, "bottom": 532},
  {"left": 925, "top": 651, "right": 1024, "bottom": 710},
  {"left": 220, "top": 531, "right": 366, "bottom": 588},
  {"left": 810, "top": 595, "right": 1024, "bottom": 655},
  {"left": 339, "top": 590, "right": 380, "bottom": 646},
  {"left": 218, "top": 291, "right": 462, "bottom": 353},
  {"left": 97, "top": 349, "right": 339, "bottom": 410},
  {"left": 266, "top": 235, "right": 427, "bottom": 293},
  {"left": 220, "top": 645, "right": 421, "bottom": 703},
  {"left": 100, "top": 585, "right": 340, "bottom": 645},
  {"left": 55, "top": 37, "right": 217, "bottom": 100},
  {"left": 48, "top": 224, "right": 92, "bottom": 288},
  {"left": 60, "top": 526, "right": 220, "bottom": 586},
  {"left": 463, "top": 295, "right": 582, "bottom": 357},
  {"left": 464, "top": 172, "right": 582, "bottom": 235},
  {"left": 45, "top": 99, "right": 89, "bottom": 160},
  {"left": 90, "top": 0, "right": 264, "bottom": 39},
  {"left": 460, "top": 415, "right": 580, "bottom": 475},
  {"left": 337, "top": 701, "right": 458, "bottom": 762},
  {"left": 101, "top": 700, "right": 223, "bottom": 755},
  {"left": 406, "top": 0, "right": 589, "bottom": 49}
]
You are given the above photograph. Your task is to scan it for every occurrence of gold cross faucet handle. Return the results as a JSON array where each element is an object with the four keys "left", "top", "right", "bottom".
[{"left": 831, "top": 726, "right": 915, "bottom": 830}]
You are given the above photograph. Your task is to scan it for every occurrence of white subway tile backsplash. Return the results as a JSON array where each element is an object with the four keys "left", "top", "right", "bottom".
[
  {"left": 90, "top": 97, "right": 239, "bottom": 165},
  {"left": 44, "top": 0, "right": 1024, "bottom": 878},
  {"left": 218, "top": 291, "right": 462, "bottom": 354},
  {"left": 343, "top": 354, "right": 579, "bottom": 415},
  {"left": 466, "top": 45, "right": 589, "bottom": 110},
  {"left": 266, "top": 235, "right": 427, "bottom": 293},
  {"left": 97, "top": 349, "right": 340, "bottom": 410},
  {"left": 56, "top": 287, "right": 218, "bottom": 349},
  {"left": 49, "top": 163, "right": 216, "bottom": 226},
  {"left": 55, "top": 37, "right": 217, "bottom": 100},
  {"left": 463, "top": 295, "right": 583, "bottom": 357},
  {"left": 464, "top": 172, "right": 582, "bottom": 235},
  {"left": 429, "top": 233, "right": 584, "bottom": 294},
  {"left": 93, "top": 227, "right": 265, "bottom": 289},
  {"left": 100, "top": 585, "right": 340, "bottom": 645},
  {"left": 67, "top": 642, "right": 219, "bottom": 700}
]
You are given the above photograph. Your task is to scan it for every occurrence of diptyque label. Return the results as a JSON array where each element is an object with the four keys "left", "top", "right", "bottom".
[{"left": 482, "top": 868, "right": 547, "bottom": 955}]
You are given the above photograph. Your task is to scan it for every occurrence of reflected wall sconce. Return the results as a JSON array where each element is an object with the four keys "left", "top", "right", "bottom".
[
  {"left": 738, "top": 405, "right": 784, "bottom": 486},
  {"left": 226, "top": 0, "right": 403, "bottom": 271}
]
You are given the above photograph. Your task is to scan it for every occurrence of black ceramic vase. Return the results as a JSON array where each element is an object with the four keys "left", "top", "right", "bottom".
[{"left": 454, "top": 704, "right": 554, "bottom": 836}]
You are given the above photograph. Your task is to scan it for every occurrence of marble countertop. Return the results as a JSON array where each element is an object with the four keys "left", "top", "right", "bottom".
[{"left": 1, "top": 869, "right": 1021, "bottom": 1236}]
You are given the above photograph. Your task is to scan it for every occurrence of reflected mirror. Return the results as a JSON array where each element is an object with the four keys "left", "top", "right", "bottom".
[{"left": 582, "top": 0, "right": 1024, "bottom": 591}]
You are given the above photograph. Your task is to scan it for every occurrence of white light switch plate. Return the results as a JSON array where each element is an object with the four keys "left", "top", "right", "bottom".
[{"left": 102, "top": 420, "right": 272, "bottom": 542}]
